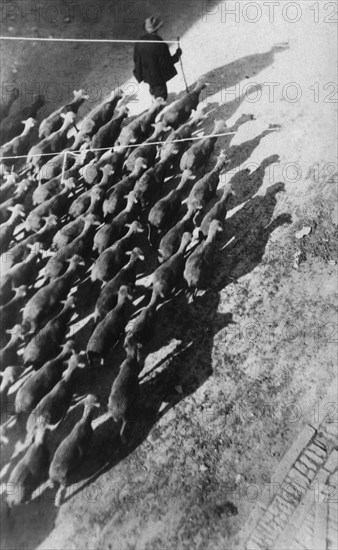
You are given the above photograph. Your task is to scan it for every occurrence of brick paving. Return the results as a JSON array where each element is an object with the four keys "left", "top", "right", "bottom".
[{"left": 237, "top": 417, "right": 338, "bottom": 550}]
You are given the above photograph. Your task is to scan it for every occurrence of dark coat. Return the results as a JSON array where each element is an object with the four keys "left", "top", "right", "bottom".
[{"left": 133, "top": 33, "right": 179, "bottom": 87}]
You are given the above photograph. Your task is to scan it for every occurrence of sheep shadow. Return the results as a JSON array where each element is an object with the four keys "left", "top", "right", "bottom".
[
  {"left": 213, "top": 182, "right": 292, "bottom": 288},
  {"left": 1, "top": 492, "right": 58, "bottom": 550},
  {"left": 227, "top": 154, "right": 280, "bottom": 208}
]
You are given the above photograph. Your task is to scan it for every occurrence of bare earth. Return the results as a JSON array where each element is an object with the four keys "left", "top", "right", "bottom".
[{"left": 0, "top": 1, "right": 337, "bottom": 549}]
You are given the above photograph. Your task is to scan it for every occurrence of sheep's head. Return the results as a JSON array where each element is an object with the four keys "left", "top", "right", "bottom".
[
  {"left": 63, "top": 176, "right": 76, "bottom": 190},
  {"left": 126, "top": 220, "right": 144, "bottom": 234},
  {"left": 73, "top": 89, "right": 89, "bottom": 101},
  {"left": 13, "top": 285, "right": 27, "bottom": 298},
  {"left": 21, "top": 117, "right": 36, "bottom": 130},
  {"left": 127, "top": 247, "right": 145, "bottom": 262},
  {"left": 62, "top": 111, "right": 77, "bottom": 126}
]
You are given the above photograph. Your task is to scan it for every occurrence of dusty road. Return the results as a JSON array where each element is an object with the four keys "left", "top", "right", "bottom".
[{"left": 0, "top": 1, "right": 337, "bottom": 549}]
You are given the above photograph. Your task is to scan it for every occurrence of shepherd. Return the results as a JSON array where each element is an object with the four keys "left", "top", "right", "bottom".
[{"left": 133, "top": 16, "right": 182, "bottom": 101}]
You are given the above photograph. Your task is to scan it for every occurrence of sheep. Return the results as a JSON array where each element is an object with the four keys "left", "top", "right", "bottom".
[
  {"left": 68, "top": 185, "right": 104, "bottom": 219},
  {"left": 91, "top": 221, "right": 143, "bottom": 283},
  {"left": 77, "top": 158, "right": 100, "bottom": 187},
  {"left": 148, "top": 169, "right": 194, "bottom": 245},
  {"left": 52, "top": 215, "right": 86, "bottom": 249},
  {"left": 124, "top": 292, "right": 159, "bottom": 365},
  {"left": 90, "top": 106, "right": 129, "bottom": 157},
  {"left": 86, "top": 285, "right": 132, "bottom": 367},
  {"left": 46, "top": 394, "right": 100, "bottom": 507},
  {"left": 90, "top": 163, "right": 115, "bottom": 192},
  {"left": 94, "top": 247, "right": 144, "bottom": 322},
  {"left": 116, "top": 102, "right": 158, "bottom": 147},
  {"left": 0, "top": 173, "right": 19, "bottom": 204},
  {"left": 159, "top": 109, "right": 207, "bottom": 165},
  {"left": 0, "top": 118, "right": 37, "bottom": 169},
  {"left": 0, "top": 94, "right": 44, "bottom": 145},
  {"left": 23, "top": 297, "right": 76, "bottom": 369},
  {"left": 22, "top": 254, "right": 84, "bottom": 334},
  {"left": 107, "top": 343, "right": 141, "bottom": 443},
  {"left": 80, "top": 91, "right": 123, "bottom": 137},
  {"left": 25, "top": 358, "right": 79, "bottom": 441},
  {"left": 151, "top": 232, "right": 192, "bottom": 301},
  {"left": 5, "top": 425, "right": 49, "bottom": 512},
  {"left": 38, "top": 148, "right": 76, "bottom": 182},
  {"left": 183, "top": 220, "right": 223, "bottom": 299},
  {"left": 123, "top": 121, "right": 167, "bottom": 173},
  {"left": 27, "top": 112, "right": 77, "bottom": 172},
  {"left": 118, "top": 98, "right": 166, "bottom": 148},
  {"left": 93, "top": 190, "right": 139, "bottom": 255},
  {"left": 134, "top": 97, "right": 167, "bottom": 134},
  {"left": 155, "top": 79, "right": 207, "bottom": 129},
  {"left": 0, "top": 246, "right": 41, "bottom": 293},
  {"left": 4, "top": 215, "right": 57, "bottom": 272},
  {"left": 0, "top": 326, "right": 23, "bottom": 373},
  {"left": 0, "top": 285, "right": 27, "bottom": 330},
  {"left": 0, "top": 86, "right": 19, "bottom": 124},
  {"left": 0, "top": 204, "right": 25, "bottom": 252},
  {"left": 132, "top": 160, "right": 168, "bottom": 209},
  {"left": 198, "top": 182, "right": 234, "bottom": 237},
  {"left": 25, "top": 187, "right": 71, "bottom": 232},
  {"left": 96, "top": 145, "right": 125, "bottom": 177},
  {"left": 15, "top": 341, "right": 75, "bottom": 416},
  {"left": 75, "top": 161, "right": 113, "bottom": 193},
  {"left": 32, "top": 173, "right": 76, "bottom": 206},
  {"left": 38, "top": 89, "right": 89, "bottom": 139},
  {"left": 0, "top": 196, "right": 16, "bottom": 225},
  {"left": 180, "top": 120, "right": 225, "bottom": 173},
  {"left": 44, "top": 215, "right": 100, "bottom": 280},
  {"left": 0, "top": 365, "right": 22, "bottom": 403},
  {"left": 182, "top": 149, "right": 227, "bottom": 210},
  {"left": 102, "top": 157, "right": 147, "bottom": 219},
  {"left": 158, "top": 201, "right": 202, "bottom": 263}
]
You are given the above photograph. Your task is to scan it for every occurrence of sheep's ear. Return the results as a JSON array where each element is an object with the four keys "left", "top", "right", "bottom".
[{"left": 125, "top": 250, "right": 132, "bottom": 256}]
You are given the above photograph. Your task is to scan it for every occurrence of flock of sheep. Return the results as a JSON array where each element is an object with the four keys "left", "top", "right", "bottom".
[{"left": 0, "top": 80, "right": 234, "bottom": 511}]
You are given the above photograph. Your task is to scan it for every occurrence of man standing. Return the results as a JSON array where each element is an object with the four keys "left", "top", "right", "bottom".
[{"left": 133, "top": 16, "right": 182, "bottom": 100}]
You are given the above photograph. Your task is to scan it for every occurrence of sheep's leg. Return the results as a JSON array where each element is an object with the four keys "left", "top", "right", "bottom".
[
  {"left": 55, "top": 483, "right": 66, "bottom": 507},
  {"left": 120, "top": 419, "right": 127, "bottom": 445},
  {"left": 44, "top": 479, "right": 55, "bottom": 491},
  {"left": 6, "top": 501, "right": 12, "bottom": 518}
]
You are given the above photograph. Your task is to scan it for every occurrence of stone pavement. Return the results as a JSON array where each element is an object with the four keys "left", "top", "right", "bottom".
[{"left": 237, "top": 416, "right": 338, "bottom": 550}]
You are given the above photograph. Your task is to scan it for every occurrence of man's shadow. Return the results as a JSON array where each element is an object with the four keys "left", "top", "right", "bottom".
[{"left": 169, "top": 43, "right": 289, "bottom": 103}]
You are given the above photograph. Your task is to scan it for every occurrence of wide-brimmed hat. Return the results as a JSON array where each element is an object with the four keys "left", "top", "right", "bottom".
[{"left": 144, "top": 16, "right": 163, "bottom": 34}]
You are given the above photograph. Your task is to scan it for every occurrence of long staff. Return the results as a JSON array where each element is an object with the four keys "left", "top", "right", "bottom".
[{"left": 177, "top": 37, "right": 189, "bottom": 94}]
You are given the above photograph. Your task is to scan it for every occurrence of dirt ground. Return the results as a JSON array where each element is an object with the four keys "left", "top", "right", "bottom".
[{"left": 0, "top": 1, "right": 337, "bottom": 549}]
